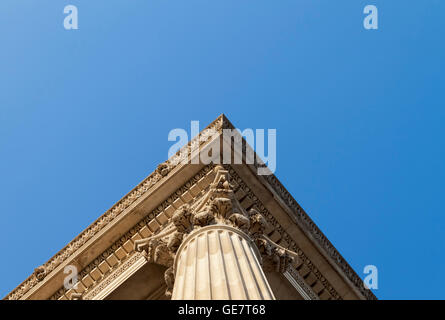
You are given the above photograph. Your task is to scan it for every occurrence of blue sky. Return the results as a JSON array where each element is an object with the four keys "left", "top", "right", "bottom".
[{"left": 1, "top": 1, "right": 444, "bottom": 299}]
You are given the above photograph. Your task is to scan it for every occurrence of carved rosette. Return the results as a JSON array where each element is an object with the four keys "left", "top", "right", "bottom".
[{"left": 134, "top": 165, "right": 296, "bottom": 299}]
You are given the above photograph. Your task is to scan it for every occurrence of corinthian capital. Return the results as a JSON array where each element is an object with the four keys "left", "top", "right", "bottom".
[{"left": 134, "top": 165, "right": 299, "bottom": 298}]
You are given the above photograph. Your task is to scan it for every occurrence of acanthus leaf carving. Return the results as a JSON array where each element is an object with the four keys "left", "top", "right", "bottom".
[{"left": 134, "top": 165, "right": 299, "bottom": 298}]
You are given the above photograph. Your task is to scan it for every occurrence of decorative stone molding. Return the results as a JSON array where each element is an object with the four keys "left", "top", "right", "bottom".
[
  {"left": 82, "top": 252, "right": 144, "bottom": 300},
  {"left": 134, "top": 165, "right": 297, "bottom": 299},
  {"left": 50, "top": 165, "right": 214, "bottom": 300},
  {"left": 6, "top": 114, "right": 376, "bottom": 301},
  {"left": 5, "top": 116, "right": 225, "bottom": 301},
  {"left": 220, "top": 116, "right": 376, "bottom": 300},
  {"left": 260, "top": 173, "right": 376, "bottom": 299},
  {"left": 226, "top": 166, "right": 342, "bottom": 300},
  {"left": 284, "top": 267, "right": 319, "bottom": 300},
  {"left": 49, "top": 163, "right": 340, "bottom": 301}
]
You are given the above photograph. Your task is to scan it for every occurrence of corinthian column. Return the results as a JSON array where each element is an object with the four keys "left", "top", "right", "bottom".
[
  {"left": 134, "top": 165, "right": 294, "bottom": 300},
  {"left": 172, "top": 225, "right": 275, "bottom": 300}
]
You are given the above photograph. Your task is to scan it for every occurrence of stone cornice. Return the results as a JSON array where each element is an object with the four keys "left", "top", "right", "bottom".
[
  {"left": 226, "top": 166, "right": 342, "bottom": 300},
  {"left": 5, "top": 114, "right": 376, "bottom": 300},
  {"left": 219, "top": 116, "right": 377, "bottom": 300},
  {"left": 4, "top": 116, "right": 226, "bottom": 300},
  {"left": 284, "top": 267, "right": 319, "bottom": 300},
  {"left": 83, "top": 252, "right": 145, "bottom": 300},
  {"left": 49, "top": 165, "right": 214, "bottom": 300},
  {"left": 51, "top": 165, "right": 312, "bottom": 300},
  {"left": 261, "top": 173, "right": 377, "bottom": 300}
]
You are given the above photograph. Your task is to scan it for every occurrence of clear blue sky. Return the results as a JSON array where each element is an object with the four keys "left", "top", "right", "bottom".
[{"left": 1, "top": 1, "right": 444, "bottom": 299}]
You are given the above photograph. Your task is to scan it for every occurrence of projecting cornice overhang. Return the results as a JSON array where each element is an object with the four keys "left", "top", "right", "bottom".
[{"left": 5, "top": 114, "right": 376, "bottom": 300}]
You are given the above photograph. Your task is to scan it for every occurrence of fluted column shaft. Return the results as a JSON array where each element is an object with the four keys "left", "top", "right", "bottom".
[{"left": 172, "top": 225, "right": 275, "bottom": 300}]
